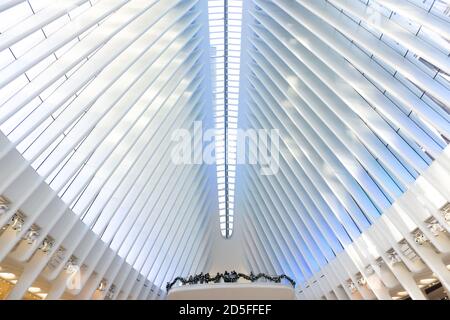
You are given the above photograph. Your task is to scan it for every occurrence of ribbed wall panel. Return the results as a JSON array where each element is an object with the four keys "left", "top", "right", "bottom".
[
  {"left": 0, "top": 0, "right": 216, "bottom": 299},
  {"left": 236, "top": 0, "right": 450, "bottom": 298}
]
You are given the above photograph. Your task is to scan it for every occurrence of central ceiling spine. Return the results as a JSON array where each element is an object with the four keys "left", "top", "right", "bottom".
[{"left": 208, "top": 0, "right": 243, "bottom": 238}]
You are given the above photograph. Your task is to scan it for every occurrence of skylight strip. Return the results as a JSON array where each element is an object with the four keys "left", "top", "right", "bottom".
[{"left": 208, "top": 0, "right": 242, "bottom": 238}]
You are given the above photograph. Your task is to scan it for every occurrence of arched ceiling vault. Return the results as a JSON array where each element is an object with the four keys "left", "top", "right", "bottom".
[
  {"left": 236, "top": 0, "right": 450, "bottom": 294},
  {"left": 0, "top": 0, "right": 449, "bottom": 300}
]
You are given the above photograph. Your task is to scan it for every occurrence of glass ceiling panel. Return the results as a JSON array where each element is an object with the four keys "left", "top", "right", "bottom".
[{"left": 208, "top": 0, "right": 242, "bottom": 238}]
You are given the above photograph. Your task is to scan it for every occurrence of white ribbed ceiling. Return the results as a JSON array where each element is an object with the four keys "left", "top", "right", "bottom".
[
  {"left": 236, "top": 0, "right": 450, "bottom": 286},
  {"left": 0, "top": 0, "right": 217, "bottom": 291},
  {"left": 0, "top": 0, "right": 449, "bottom": 300}
]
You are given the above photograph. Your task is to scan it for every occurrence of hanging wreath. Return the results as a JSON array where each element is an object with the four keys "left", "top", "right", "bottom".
[{"left": 166, "top": 271, "right": 295, "bottom": 293}]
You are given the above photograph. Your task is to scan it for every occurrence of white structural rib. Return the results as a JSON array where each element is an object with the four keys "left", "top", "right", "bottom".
[
  {"left": 0, "top": 1, "right": 216, "bottom": 300},
  {"left": 0, "top": 0, "right": 26, "bottom": 12},
  {"left": 236, "top": 0, "right": 450, "bottom": 299}
]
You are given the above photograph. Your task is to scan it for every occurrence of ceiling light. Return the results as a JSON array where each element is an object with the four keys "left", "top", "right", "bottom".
[
  {"left": 98, "top": 279, "right": 107, "bottom": 291},
  {"left": 10, "top": 214, "right": 24, "bottom": 232},
  {"left": 0, "top": 272, "right": 16, "bottom": 280},
  {"left": 413, "top": 232, "right": 427, "bottom": 245},
  {"left": 36, "top": 293, "right": 47, "bottom": 299},
  {"left": 365, "top": 265, "right": 375, "bottom": 275},
  {"left": 387, "top": 251, "right": 401, "bottom": 265},
  {"left": 0, "top": 203, "right": 9, "bottom": 215},
  {"left": 24, "top": 228, "right": 40, "bottom": 244},
  {"left": 28, "top": 287, "right": 41, "bottom": 293},
  {"left": 39, "top": 236, "right": 54, "bottom": 253},
  {"left": 397, "top": 291, "right": 408, "bottom": 297},
  {"left": 420, "top": 278, "right": 437, "bottom": 285},
  {"left": 357, "top": 277, "right": 367, "bottom": 286},
  {"left": 428, "top": 222, "right": 444, "bottom": 236},
  {"left": 347, "top": 281, "right": 357, "bottom": 293}
]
